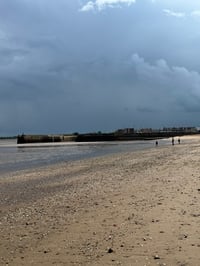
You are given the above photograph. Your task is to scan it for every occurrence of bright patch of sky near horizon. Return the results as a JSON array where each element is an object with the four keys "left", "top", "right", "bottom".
[{"left": 0, "top": 0, "right": 200, "bottom": 135}]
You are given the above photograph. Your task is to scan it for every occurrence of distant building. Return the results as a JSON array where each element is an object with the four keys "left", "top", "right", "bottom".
[
  {"left": 114, "top": 126, "right": 199, "bottom": 137},
  {"left": 115, "top": 128, "right": 135, "bottom": 135},
  {"left": 162, "top": 127, "right": 198, "bottom": 133},
  {"left": 138, "top": 128, "right": 153, "bottom": 133}
]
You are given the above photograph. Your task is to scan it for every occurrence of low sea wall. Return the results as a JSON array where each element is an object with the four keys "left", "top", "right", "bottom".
[{"left": 17, "top": 134, "right": 77, "bottom": 144}]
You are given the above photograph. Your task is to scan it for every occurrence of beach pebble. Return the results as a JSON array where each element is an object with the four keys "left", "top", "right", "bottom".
[
  {"left": 152, "top": 219, "right": 159, "bottom": 223},
  {"left": 107, "top": 248, "right": 114, "bottom": 253},
  {"left": 154, "top": 255, "right": 160, "bottom": 260}
]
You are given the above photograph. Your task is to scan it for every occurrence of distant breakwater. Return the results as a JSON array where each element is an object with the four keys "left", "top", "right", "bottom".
[{"left": 17, "top": 132, "right": 198, "bottom": 144}]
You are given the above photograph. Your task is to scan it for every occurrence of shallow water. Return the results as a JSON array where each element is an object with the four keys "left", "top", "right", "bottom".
[{"left": 0, "top": 138, "right": 171, "bottom": 175}]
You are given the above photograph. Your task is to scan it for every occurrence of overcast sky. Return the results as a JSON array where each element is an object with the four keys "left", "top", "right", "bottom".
[{"left": 1, "top": 0, "right": 200, "bottom": 135}]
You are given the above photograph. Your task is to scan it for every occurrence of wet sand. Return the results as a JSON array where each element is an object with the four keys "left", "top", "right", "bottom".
[{"left": 1, "top": 135, "right": 200, "bottom": 265}]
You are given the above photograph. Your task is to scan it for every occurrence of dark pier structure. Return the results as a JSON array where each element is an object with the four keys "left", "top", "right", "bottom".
[{"left": 17, "top": 134, "right": 77, "bottom": 144}]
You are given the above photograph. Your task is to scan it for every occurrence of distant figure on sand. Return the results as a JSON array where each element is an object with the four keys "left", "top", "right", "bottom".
[
  {"left": 155, "top": 141, "right": 158, "bottom": 146},
  {"left": 172, "top": 137, "right": 174, "bottom": 145},
  {"left": 178, "top": 138, "right": 180, "bottom": 144}
]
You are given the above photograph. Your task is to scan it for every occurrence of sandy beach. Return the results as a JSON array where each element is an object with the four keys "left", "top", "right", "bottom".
[{"left": 1, "top": 136, "right": 200, "bottom": 266}]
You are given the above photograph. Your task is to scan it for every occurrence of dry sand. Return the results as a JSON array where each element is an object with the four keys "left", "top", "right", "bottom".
[{"left": 1, "top": 136, "right": 200, "bottom": 266}]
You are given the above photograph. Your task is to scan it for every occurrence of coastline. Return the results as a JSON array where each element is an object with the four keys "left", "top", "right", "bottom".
[
  {"left": 1, "top": 135, "right": 200, "bottom": 265},
  {"left": 0, "top": 138, "right": 170, "bottom": 175}
]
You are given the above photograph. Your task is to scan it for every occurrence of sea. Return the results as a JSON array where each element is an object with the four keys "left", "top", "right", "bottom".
[{"left": 0, "top": 138, "right": 171, "bottom": 175}]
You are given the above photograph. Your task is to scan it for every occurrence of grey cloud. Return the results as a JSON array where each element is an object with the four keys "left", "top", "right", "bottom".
[
  {"left": 1, "top": 0, "right": 200, "bottom": 135},
  {"left": 136, "top": 107, "right": 158, "bottom": 113},
  {"left": 0, "top": 47, "right": 29, "bottom": 66},
  {"left": 130, "top": 54, "right": 200, "bottom": 114}
]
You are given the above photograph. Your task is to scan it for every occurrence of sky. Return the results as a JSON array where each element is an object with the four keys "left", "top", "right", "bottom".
[{"left": 1, "top": 0, "right": 200, "bottom": 135}]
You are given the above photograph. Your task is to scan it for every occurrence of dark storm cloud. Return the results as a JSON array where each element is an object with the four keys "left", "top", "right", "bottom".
[{"left": 1, "top": 0, "right": 200, "bottom": 135}]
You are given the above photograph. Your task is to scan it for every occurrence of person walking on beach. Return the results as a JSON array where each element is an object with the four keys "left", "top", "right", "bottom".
[
  {"left": 155, "top": 141, "right": 158, "bottom": 146},
  {"left": 178, "top": 138, "right": 180, "bottom": 144},
  {"left": 172, "top": 137, "right": 174, "bottom": 145}
]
